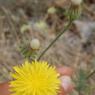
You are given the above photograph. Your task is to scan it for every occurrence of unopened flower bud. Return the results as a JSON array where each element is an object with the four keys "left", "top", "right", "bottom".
[
  {"left": 71, "top": 0, "right": 83, "bottom": 5},
  {"left": 30, "top": 39, "right": 40, "bottom": 50},
  {"left": 20, "top": 24, "right": 31, "bottom": 33},
  {"left": 47, "top": 7, "right": 57, "bottom": 14},
  {"left": 35, "top": 21, "right": 48, "bottom": 32}
]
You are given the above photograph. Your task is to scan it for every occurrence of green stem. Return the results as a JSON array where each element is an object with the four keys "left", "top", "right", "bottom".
[{"left": 37, "top": 21, "right": 73, "bottom": 60}]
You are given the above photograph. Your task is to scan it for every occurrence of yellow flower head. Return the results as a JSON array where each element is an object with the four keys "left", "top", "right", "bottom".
[{"left": 10, "top": 60, "right": 60, "bottom": 95}]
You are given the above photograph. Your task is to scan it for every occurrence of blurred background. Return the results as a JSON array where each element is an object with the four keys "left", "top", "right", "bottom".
[{"left": 0, "top": 0, "right": 95, "bottom": 94}]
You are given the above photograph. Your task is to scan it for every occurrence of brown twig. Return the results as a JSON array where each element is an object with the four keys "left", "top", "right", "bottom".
[{"left": 86, "top": 69, "right": 95, "bottom": 79}]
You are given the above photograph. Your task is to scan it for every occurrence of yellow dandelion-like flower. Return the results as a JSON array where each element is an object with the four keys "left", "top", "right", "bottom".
[{"left": 10, "top": 60, "right": 60, "bottom": 95}]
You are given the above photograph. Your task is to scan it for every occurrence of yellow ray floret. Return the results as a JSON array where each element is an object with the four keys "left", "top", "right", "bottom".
[{"left": 10, "top": 60, "right": 60, "bottom": 95}]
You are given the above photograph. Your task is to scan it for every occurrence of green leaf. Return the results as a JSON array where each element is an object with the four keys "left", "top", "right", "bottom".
[{"left": 75, "top": 69, "right": 88, "bottom": 92}]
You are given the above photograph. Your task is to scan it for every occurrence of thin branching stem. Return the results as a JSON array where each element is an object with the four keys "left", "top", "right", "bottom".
[{"left": 37, "top": 21, "right": 73, "bottom": 60}]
